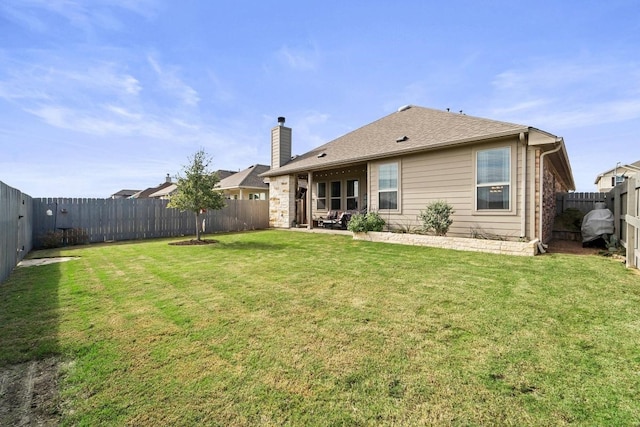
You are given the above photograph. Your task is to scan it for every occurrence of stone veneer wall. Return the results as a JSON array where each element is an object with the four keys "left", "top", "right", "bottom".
[
  {"left": 542, "top": 163, "right": 559, "bottom": 243},
  {"left": 267, "top": 175, "right": 296, "bottom": 228},
  {"left": 353, "top": 232, "right": 539, "bottom": 256}
]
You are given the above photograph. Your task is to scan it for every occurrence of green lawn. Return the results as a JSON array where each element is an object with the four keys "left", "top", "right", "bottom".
[{"left": 1, "top": 230, "right": 639, "bottom": 425}]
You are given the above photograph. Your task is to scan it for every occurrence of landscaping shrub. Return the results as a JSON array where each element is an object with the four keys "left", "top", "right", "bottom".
[
  {"left": 40, "top": 231, "right": 63, "bottom": 249},
  {"left": 347, "top": 212, "right": 386, "bottom": 232},
  {"left": 39, "top": 228, "right": 89, "bottom": 248},
  {"left": 419, "top": 200, "right": 454, "bottom": 236}
]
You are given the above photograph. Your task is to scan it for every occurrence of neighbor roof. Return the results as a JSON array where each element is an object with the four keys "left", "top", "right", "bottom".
[
  {"left": 594, "top": 160, "right": 640, "bottom": 184},
  {"left": 148, "top": 183, "right": 177, "bottom": 198},
  {"left": 110, "top": 189, "right": 140, "bottom": 198},
  {"left": 262, "top": 105, "right": 531, "bottom": 177},
  {"left": 215, "top": 169, "right": 237, "bottom": 180},
  {"left": 218, "top": 164, "right": 270, "bottom": 190},
  {"left": 132, "top": 181, "right": 174, "bottom": 198}
]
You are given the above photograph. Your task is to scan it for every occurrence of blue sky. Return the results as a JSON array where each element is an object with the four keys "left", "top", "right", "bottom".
[{"left": 1, "top": 0, "right": 639, "bottom": 197}]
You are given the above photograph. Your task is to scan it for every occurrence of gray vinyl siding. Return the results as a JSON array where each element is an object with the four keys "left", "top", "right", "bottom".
[{"left": 370, "top": 136, "right": 529, "bottom": 240}]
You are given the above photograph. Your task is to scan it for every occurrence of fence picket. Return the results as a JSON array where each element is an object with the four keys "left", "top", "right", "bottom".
[
  {"left": 555, "top": 192, "right": 609, "bottom": 215},
  {"left": 30, "top": 198, "right": 268, "bottom": 248}
]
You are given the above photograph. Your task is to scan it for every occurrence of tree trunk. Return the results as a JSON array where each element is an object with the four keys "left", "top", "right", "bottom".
[{"left": 195, "top": 212, "right": 201, "bottom": 240}]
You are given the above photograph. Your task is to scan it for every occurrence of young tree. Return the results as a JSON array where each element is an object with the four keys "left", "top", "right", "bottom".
[{"left": 168, "top": 149, "right": 226, "bottom": 240}]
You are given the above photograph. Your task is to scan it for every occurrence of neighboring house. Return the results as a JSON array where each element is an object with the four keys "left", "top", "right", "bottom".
[
  {"left": 217, "top": 164, "right": 270, "bottom": 200},
  {"left": 261, "top": 106, "right": 575, "bottom": 244},
  {"left": 148, "top": 183, "right": 177, "bottom": 199},
  {"left": 216, "top": 169, "right": 238, "bottom": 181},
  {"left": 131, "top": 174, "right": 174, "bottom": 199},
  {"left": 141, "top": 168, "right": 269, "bottom": 200},
  {"left": 594, "top": 160, "right": 640, "bottom": 192},
  {"left": 110, "top": 189, "right": 140, "bottom": 199}
]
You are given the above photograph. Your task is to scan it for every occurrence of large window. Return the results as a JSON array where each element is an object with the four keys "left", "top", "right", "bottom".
[
  {"left": 317, "top": 182, "right": 326, "bottom": 210},
  {"left": 330, "top": 181, "right": 341, "bottom": 210},
  {"left": 476, "top": 147, "right": 510, "bottom": 210},
  {"left": 347, "top": 179, "right": 359, "bottom": 210},
  {"left": 378, "top": 163, "right": 398, "bottom": 210}
]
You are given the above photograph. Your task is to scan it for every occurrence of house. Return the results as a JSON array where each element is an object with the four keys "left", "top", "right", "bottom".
[
  {"left": 131, "top": 174, "right": 174, "bottom": 198},
  {"left": 142, "top": 167, "right": 270, "bottom": 200},
  {"left": 217, "top": 164, "right": 270, "bottom": 200},
  {"left": 215, "top": 169, "right": 238, "bottom": 181},
  {"left": 146, "top": 170, "right": 238, "bottom": 199},
  {"left": 148, "top": 183, "right": 177, "bottom": 199},
  {"left": 260, "top": 106, "right": 575, "bottom": 244},
  {"left": 110, "top": 189, "right": 140, "bottom": 199},
  {"left": 594, "top": 160, "right": 640, "bottom": 192}
]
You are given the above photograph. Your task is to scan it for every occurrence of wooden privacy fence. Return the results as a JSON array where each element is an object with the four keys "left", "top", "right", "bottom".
[
  {"left": 0, "top": 181, "right": 33, "bottom": 283},
  {"left": 556, "top": 192, "right": 609, "bottom": 215},
  {"left": 608, "top": 178, "right": 639, "bottom": 269},
  {"left": 31, "top": 198, "right": 269, "bottom": 248}
]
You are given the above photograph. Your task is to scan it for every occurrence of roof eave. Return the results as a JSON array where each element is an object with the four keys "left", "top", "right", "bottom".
[
  {"left": 261, "top": 128, "right": 527, "bottom": 177},
  {"left": 218, "top": 185, "right": 268, "bottom": 191}
]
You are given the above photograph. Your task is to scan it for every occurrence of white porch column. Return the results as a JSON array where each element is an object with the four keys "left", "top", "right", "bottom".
[{"left": 307, "top": 171, "right": 313, "bottom": 229}]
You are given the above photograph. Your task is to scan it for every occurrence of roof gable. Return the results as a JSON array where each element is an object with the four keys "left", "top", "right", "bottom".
[
  {"left": 262, "top": 106, "right": 528, "bottom": 176},
  {"left": 594, "top": 159, "right": 640, "bottom": 184},
  {"left": 110, "top": 189, "right": 140, "bottom": 198},
  {"left": 133, "top": 181, "right": 174, "bottom": 198},
  {"left": 218, "top": 164, "right": 270, "bottom": 189}
]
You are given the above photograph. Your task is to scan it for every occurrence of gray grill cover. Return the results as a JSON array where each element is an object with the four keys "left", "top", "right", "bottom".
[{"left": 581, "top": 206, "right": 614, "bottom": 243}]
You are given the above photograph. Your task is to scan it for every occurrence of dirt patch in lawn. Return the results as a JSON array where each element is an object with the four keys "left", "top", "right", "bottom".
[
  {"left": 546, "top": 239, "right": 601, "bottom": 255},
  {"left": 168, "top": 239, "right": 219, "bottom": 246},
  {"left": 0, "top": 358, "right": 62, "bottom": 426},
  {"left": 18, "top": 257, "right": 79, "bottom": 268}
]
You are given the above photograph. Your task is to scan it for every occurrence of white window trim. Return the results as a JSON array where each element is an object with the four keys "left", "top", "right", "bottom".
[
  {"left": 377, "top": 161, "right": 400, "bottom": 212},
  {"left": 473, "top": 146, "right": 516, "bottom": 215}
]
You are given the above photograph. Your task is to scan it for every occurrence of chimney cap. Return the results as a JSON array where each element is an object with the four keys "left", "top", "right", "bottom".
[{"left": 277, "top": 116, "right": 286, "bottom": 126}]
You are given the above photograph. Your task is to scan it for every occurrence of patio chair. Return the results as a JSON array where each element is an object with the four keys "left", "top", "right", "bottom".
[{"left": 321, "top": 211, "right": 352, "bottom": 229}]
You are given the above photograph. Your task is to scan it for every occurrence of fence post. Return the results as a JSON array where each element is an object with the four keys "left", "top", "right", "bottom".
[{"left": 625, "top": 178, "right": 637, "bottom": 268}]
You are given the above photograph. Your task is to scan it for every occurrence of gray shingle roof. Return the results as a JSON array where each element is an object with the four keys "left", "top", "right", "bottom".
[
  {"left": 215, "top": 170, "right": 237, "bottom": 180},
  {"left": 262, "top": 105, "right": 530, "bottom": 177},
  {"left": 148, "top": 183, "right": 177, "bottom": 198},
  {"left": 218, "top": 164, "right": 270, "bottom": 189},
  {"left": 133, "top": 181, "right": 175, "bottom": 198},
  {"left": 110, "top": 189, "right": 140, "bottom": 198}
]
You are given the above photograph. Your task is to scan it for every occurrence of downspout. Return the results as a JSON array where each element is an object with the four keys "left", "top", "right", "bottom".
[
  {"left": 537, "top": 140, "right": 563, "bottom": 253},
  {"left": 520, "top": 132, "right": 527, "bottom": 239}
]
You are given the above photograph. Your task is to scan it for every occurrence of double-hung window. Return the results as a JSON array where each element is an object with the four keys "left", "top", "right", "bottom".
[
  {"left": 476, "top": 147, "right": 510, "bottom": 210},
  {"left": 316, "top": 182, "right": 326, "bottom": 210},
  {"left": 330, "top": 181, "right": 341, "bottom": 210},
  {"left": 378, "top": 163, "right": 398, "bottom": 210},
  {"left": 347, "top": 179, "right": 359, "bottom": 210}
]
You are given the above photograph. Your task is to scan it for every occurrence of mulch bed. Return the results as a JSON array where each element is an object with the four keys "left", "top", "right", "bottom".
[
  {"left": 546, "top": 239, "right": 601, "bottom": 255},
  {"left": 168, "top": 239, "right": 218, "bottom": 246}
]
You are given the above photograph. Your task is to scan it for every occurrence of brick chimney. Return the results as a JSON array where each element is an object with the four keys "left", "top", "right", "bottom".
[{"left": 271, "top": 116, "right": 292, "bottom": 169}]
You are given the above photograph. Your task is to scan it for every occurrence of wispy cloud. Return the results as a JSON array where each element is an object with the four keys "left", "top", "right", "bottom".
[
  {"left": 0, "top": 49, "right": 211, "bottom": 142},
  {"left": 0, "top": 0, "right": 159, "bottom": 33},
  {"left": 486, "top": 57, "right": 640, "bottom": 129},
  {"left": 148, "top": 55, "right": 200, "bottom": 106},
  {"left": 290, "top": 111, "right": 331, "bottom": 152},
  {"left": 0, "top": 56, "right": 141, "bottom": 103},
  {"left": 276, "top": 45, "right": 319, "bottom": 71}
]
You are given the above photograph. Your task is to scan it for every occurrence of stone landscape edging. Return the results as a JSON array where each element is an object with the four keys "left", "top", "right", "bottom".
[{"left": 352, "top": 231, "right": 539, "bottom": 256}]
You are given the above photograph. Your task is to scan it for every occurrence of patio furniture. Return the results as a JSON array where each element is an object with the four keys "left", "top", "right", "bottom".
[{"left": 319, "top": 211, "right": 352, "bottom": 229}]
